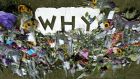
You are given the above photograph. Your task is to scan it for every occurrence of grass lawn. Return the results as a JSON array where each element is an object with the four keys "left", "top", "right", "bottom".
[
  {"left": 114, "top": 0, "right": 140, "bottom": 10},
  {"left": 0, "top": 62, "right": 140, "bottom": 79}
]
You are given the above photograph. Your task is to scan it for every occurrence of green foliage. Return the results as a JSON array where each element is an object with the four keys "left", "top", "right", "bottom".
[{"left": 70, "top": 28, "right": 105, "bottom": 54}]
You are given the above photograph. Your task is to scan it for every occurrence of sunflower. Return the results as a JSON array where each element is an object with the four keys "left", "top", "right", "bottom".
[
  {"left": 113, "top": 47, "right": 124, "bottom": 56},
  {"left": 22, "top": 19, "right": 38, "bottom": 31},
  {"left": 104, "top": 21, "right": 110, "bottom": 29},
  {"left": 18, "top": 5, "right": 33, "bottom": 15},
  {"left": 23, "top": 21, "right": 32, "bottom": 32},
  {"left": 18, "top": 5, "right": 29, "bottom": 13},
  {"left": 92, "top": 0, "right": 97, "bottom": 6},
  {"left": 23, "top": 22, "right": 29, "bottom": 30},
  {"left": 27, "top": 41, "right": 36, "bottom": 47}
]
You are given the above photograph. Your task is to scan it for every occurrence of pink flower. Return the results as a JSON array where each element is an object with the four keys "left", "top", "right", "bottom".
[
  {"left": 106, "top": 48, "right": 113, "bottom": 54},
  {"left": 80, "top": 48, "right": 89, "bottom": 59}
]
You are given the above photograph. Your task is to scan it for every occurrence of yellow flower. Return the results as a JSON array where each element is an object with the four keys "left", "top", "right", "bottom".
[
  {"left": 18, "top": 5, "right": 33, "bottom": 15},
  {"left": 92, "top": 0, "right": 97, "bottom": 5},
  {"left": 23, "top": 23, "right": 28, "bottom": 30},
  {"left": 22, "top": 19, "right": 38, "bottom": 31},
  {"left": 27, "top": 41, "right": 36, "bottom": 47},
  {"left": 18, "top": 5, "right": 28, "bottom": 13},
  {"left": 104, "top": 22, "right": 110, "bottom": 29},
  {"left": 23, "top": 21, "right": 32, "bottom": 30},
  {"left": 113, "top": 47, "right": 124, "bottom": 56}
]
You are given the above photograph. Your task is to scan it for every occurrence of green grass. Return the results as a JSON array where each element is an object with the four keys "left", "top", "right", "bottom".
[
  {"left": 1, "top": 0, "right": 140, "bottom": 11},
  {"left": 114, "top": 0, "right": 140, "bottom": 11},
  {"left": 1, "top": 62, "right": 140, "bottom": 79}
]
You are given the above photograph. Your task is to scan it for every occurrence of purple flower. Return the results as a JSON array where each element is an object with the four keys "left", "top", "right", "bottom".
[
  {"left": 109, "top": 1, "right": 116, "bottom": 9},
  {"left": 0, "top": 11, "right": 17, "bottom": 29}
]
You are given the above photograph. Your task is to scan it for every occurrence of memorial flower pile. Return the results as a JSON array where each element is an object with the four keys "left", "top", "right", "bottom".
[{"left": 0, "top": 1, "right": 140, "bottom": 79}]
